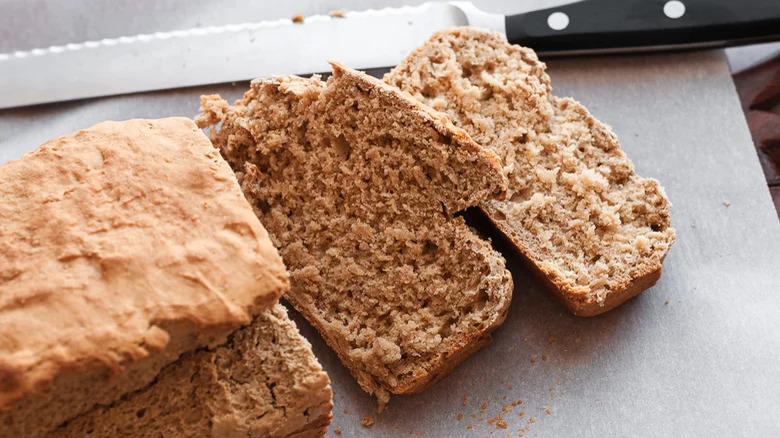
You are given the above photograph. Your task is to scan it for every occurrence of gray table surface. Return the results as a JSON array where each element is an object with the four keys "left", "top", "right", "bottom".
[{"left": 1, "top": 1, "right": 779, "bottom": 437}]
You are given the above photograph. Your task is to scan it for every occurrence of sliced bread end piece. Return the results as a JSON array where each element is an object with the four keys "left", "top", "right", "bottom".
[
  {"left": 51, "top": 303, "right": 333, "bottom": 438},
  {"left": 198, "top": 63, "right": 513, "bottom": 407},
  {"left": 385, "top": 27, "right": 676, "bottom": 316}
]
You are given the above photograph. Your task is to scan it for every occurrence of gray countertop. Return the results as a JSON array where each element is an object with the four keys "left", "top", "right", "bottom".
[{"left": 1, "top": 1, "right": 779, "bottom": 437}]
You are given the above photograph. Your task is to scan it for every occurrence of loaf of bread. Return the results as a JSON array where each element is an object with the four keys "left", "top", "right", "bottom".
[
  {"left": 385, "top": 28, "right": 676, "bottom": 316},
  {"left": 197, "top": 62, "right": 513, "bottom": 407},
  {"left": 0, "top": 118, "right": 288, "bottom": 436},
  {"left": 50, "top": 303, "right": 332, "bottom": 438}
]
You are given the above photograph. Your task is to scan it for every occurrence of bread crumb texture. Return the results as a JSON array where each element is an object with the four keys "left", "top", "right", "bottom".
[
  {"left": 50, "top": 304, "right": 332, "bottom": 438},
  {"left": 385, "top": 27, "right": 676, "bottom": 315},
  {"left": 0, "top": 118, "right": 288, "bottom": 437},
  {"left": 197, "top": 62, "right": 513, "bottom": 406}
]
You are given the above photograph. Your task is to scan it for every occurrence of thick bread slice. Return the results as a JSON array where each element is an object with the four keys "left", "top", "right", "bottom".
[
  {"left": 0, "top": 118, "right": 288, "bottom": 436},
  {"left": 385, "top": 28, "right": 676, "bottom": 316},
  {"left": 197, "top": 62, "right": 513, "bottom": 406},
  {"left": 50, "top": 303, "right": 333, "bottom": 438}
]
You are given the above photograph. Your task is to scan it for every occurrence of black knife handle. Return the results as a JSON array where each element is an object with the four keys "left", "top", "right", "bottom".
[{"left": 505, "top": 0, "right": 780, "bottom": 53}]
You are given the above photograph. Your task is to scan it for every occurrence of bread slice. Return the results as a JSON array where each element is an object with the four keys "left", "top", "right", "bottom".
[
  {"left": 384, "top": 28, "right": 676, "bottom": 316},
  {"left": 196, "top": 62, "right": 513, "bottom": 406},
  {"left": 50, "top": 303, "right": 332, "bottom": 438},
  {"left": 0, "top": 118, "right": 288, "bottom": 436}
]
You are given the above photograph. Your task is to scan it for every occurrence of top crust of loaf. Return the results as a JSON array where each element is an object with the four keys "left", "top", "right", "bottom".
[
  {"left": 0, "top": 119, "right": 288, "bottom": 421},
  {"left": 385, "top": 28, "right": 676, "bottom": 314},
  {"left": 198, "top": 63, "right": 513, "bottom": 406}
]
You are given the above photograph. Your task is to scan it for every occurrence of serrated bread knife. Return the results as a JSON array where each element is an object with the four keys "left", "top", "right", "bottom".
[{"left": 1, "top": 0, "right": 778, "bottom": 109}]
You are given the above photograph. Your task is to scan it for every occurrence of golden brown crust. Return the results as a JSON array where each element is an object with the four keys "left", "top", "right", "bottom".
[{"left": 0, "top": 118, "right": 288, "bottom": 436}]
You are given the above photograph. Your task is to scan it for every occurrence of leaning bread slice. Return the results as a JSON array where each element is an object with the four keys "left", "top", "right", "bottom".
[
  {"left": 51, "top": 303, "right": 332, "bottom": 438},
  {"left": 197, "top": 62, "right": 513, "bottom": 406},
  {"left": 385, "top": 28, "right": 676, "bottom": 316},
  {"left": 0, "top": 118, "right": 288, "bottom": 437}
]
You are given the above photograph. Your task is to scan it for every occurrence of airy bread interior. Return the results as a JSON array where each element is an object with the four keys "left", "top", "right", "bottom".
[
  {"left": 197, "top": 62, "right": 513, "bottom": 405},
  {"left": 385, "top": 28, "right": 676, "bottom": 315}
]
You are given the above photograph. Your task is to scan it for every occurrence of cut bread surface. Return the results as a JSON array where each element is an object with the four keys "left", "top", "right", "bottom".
[
  {"left": 385, "top": 28, "right": 676, "bottom": 316},
  {"left": 0, "top": 118, "right": 288, "bottom": 436},
  {"left": 197, "top": 62, "right": 513, "bottom": 406},
  {"left": 51, "top": 303, "right": 333, "bottom": 438}
]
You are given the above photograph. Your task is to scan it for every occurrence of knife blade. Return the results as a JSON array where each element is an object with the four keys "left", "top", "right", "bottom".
[{"left": 0, "top": 0, "right": 778, "bottom": 109}]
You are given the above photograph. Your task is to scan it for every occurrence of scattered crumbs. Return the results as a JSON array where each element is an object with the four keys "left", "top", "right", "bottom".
[
  {"left": 545, "top": 408, "right": 552, "bottom": 415},
  {"left": 361, "top": 417, "right": 374, "bottom": 427},
  {"left": 563, "top": 348, "right": 569, "bottom": 352},
  {"left": 518, "top": 431, "right": 524, "bottom": 437},
  {"left": 334, "top": 427, "right": 342, "bottom": 435},
  {"left": 291, "top": 14, "right": 304, "bottom": 23},
  {"left": 342, "top": 409, "right": 349, "bottom": 414},
  {"left": 328, "top": 9, "right": 347, "bottom": 17},
  {"left": 551, "top": 392, "right": 555, "bottom": 398},
  {"left": 556, "top": 379, "right": 561, "bottom": 385},
  {"left": 541, "top": 355, "right": 548, "bottom": 361},
  {"left": 481, "top": 401, "right": 488, "bottom": 413},
  {"left": 471, "top": 413, "right": 477, "bottom": 419},
  {"left": 547, "top": 336, "right": 556, "bottom": 344},
  {"left": 502, "top": 404, "right": 513, "bottom": 412},
  {"left": 518, "top": 411, "right": 525, "bottom": 418},
  {"left": 488, "top": 417, "right": 496, "bottom": 426},
  {"left": 529, "top": 417, "right": 535, "bottom": 424},
  {"left": 408, "top": 430, "right": 414, "bottom": 435},
  {"left": 504, "top": 435, "right": 511, "bottom": 438},
  {"left": 462, "top": 395, "right": 468, "bottom": 406},
  {"left": 665, "top": 300, "right": 670, "bottom": 305},
  {"left": 523, "top": 337, "right": 528, "bottom": 342},
  {"left": 691, "top": 223, "right": 695, "bottom": 228},
  {"left": 457, "top": 413, "right": 463, "bottom": 421},
  {"left": 480, "top": 416, "right": 485, "bottom": 421},
  {"left": 230, "top": 81, "right": 236, "bottom": 86},
  {"left": 530, "top": 357, "right": 536, "bottom": 364},
  {"left": 723, "top": 200, "right": 730, "bottom": 207},
  {"left": 508, "top": 385, "right": 513, "bottom": 390},
  {"left": 596, "top": 397, "right": 601, "bottom": 401},
  {"left": 497, "top": 420, "right": 508, "bottom": 429},
  {"left": 467, "top": 422, "right": 474, "bottom": 430},
  {"left": 502, "top": 395, "right": 507, "bottom": 401}
]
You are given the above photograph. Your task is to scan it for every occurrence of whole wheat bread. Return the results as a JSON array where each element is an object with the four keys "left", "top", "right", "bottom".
[
  {"left": 197, "top": 62, "right": 513, "bottom": 406},
  {"left": 0, "top": 118, "right": 288, "bottom": 436},
  {"left": 50, "top": 303, "right": 332, "bottom": 438},
  {"left": 385, "top": 28, "right": 676, "bottom": 316}
]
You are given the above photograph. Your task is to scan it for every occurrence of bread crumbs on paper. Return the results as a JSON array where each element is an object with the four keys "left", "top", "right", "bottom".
[
  {"left": 457, "top": 413, "right": 463, "bottom": 421},
  {"left": 462, "top": 395, "right": 468, "bottom": 406},
  {"left": 665, "top": 300, "right": 670, "bottom": 305},
  {"left": 497, "top": 420, "right": 508, "bottom": 429},
  {"left": 481, "top": 401, "right": 488, "bottom": 412},
  {"left": 723, "top": 201, "right": 730, "bottom": 207},
  {"left": 541, "top": 355, "right": 548, "bottom": 361},
  {"left": 329, "top": 9, "right": 347, "bottom": 17},
  {"left": 530, "top": 357, "right": 536, "bottom": 364},
  {"left": 334, "top": 427, "right": 342, "bottom": 435},
  {"left": 547, "top": 336, "right": 556, "bottom": 344},
  {"left": 291, "top": 14, "right": 304, "bottom": 23},
  {"left": 361, "top": 417, "right": 374, "bottom": 427},
  {"left": 467, "top": 423, "right": 474, "bottom": 430}
]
